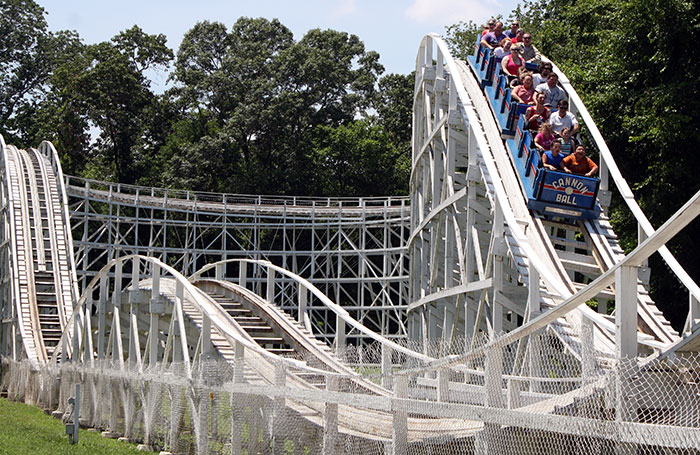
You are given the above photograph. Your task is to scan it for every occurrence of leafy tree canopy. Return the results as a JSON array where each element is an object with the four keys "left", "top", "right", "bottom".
[{"left": 1, "top": 4, "right": 412, "bottom": 198}]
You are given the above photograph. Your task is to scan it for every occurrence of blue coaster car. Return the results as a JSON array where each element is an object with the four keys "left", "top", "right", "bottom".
[{"left": 467, "top": 39, "right": 601, "bottom": 220}]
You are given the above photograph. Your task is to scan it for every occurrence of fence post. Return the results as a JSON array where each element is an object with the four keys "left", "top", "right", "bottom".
[
  {"left": 581, "top": 318, "right": 595, "bottom": 384},
  {"left": 323, "top": 375, "right": 339, "bottom": 454},
  {"left": 272, "top": 362, "right": 286, "bottom": 454},
  {"left": 391, "top": 375, "right": 408, "bottom": 455},
  {"left": 381, "top": 343, "right": 393, "bottom": 390},
  {"left": 231, "top": 342, "right": 245, "bottom": 455},
  {"left": 477, "top": 346, "right": 504, "bottom": 455},
  {"left": 335, "top": 313, "right": 346, "bottom": 356},
  {"left": 615, "top": 265, "right": 638, "bottom": 455}
]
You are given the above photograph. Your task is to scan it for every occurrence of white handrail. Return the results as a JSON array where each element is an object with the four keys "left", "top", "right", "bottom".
[
  {"left": 551, "top": 61, "right": 700, "bottom": 306},
  {"left": 51, "top": 254, "right": 353, "bottom": 378}
]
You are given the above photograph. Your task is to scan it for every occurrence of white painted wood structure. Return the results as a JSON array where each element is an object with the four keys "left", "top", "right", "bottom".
[
  {"left": 1, "top": 33, "right": 700, "bottom": 454},
  {"left": 64, "top": 175, "right": 409, "bottom": 345}
]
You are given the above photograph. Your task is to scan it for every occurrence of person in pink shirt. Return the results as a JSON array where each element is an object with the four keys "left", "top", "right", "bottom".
[
  {"left": 534, "top": 123, "right": 555, "bottom": 151},
  {"left": 511, "top": 73, "right": 535, "bottom": 105},
  {"left": 501, "top": 44, "right": 524, "bottom": 77}
]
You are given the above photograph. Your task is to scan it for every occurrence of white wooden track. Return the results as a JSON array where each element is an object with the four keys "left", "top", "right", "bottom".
[{"left": 1, "top": 34, "right": 700, "bottom": 455}]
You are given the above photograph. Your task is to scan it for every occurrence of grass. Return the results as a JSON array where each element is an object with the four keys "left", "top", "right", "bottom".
[{"left": 0, "top": 397, "right": 157, "bottom": 455}]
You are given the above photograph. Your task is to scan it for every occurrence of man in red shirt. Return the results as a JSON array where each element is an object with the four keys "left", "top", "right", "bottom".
[{"left": 561, "top": 145, "right": 598, "bottom": 177}]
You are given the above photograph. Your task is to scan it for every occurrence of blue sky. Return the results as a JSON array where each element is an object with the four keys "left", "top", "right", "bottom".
[{"left": 37, "top": 0, "right": 520, "bottom": 87}]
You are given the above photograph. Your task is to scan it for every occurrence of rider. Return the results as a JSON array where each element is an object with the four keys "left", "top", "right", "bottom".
[{"left": 561, "top": 145, "right": 598, "bottom": 177}]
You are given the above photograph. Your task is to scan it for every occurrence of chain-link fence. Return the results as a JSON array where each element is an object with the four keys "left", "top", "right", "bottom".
[{"left": 2, "top": 331, "right": 699, "bottom": 455}]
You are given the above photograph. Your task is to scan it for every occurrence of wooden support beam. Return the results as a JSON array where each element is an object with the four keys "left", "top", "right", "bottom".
[
  {"left": 175, "top": 280, "right": 191, "bottom": 376},
  {"left": 238, "top": 262, "right": 247, "bottom": 289},
  {"left": 266, "top": 268, "right": 275, "bottom": 304},
  {"left": 615, "top": 265, "right": 639, "bottom": 361},
  {"left": 391, "top": 375, "right": 408, "bottom": 455},
  {"left": 323, "top": 375, "right": 339, "bottom": 455},
  {"left": 148, "top": 264, "right": 161, "bottom": 367},
  {"left": 201, "top": 313, "right": 211, "bottom": 360},
  {"left": 335, "top": 314, "right": 346, "bottom": 356},
  {"left": 297, "top": 282, "right": 307, "bottom": 325},
  {"left": 98, "top": 274, "right": 108, "bottom": 359}
]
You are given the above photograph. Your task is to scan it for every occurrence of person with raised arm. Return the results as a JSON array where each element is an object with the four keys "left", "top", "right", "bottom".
[
  {"left": 542, "top": 141, "right": 565, "bottom": 170},
  {"left": 561, "top": 145, "right": 598, "bottom": 177}
]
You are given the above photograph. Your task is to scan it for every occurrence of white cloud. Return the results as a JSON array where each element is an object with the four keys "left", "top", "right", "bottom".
[
  {"left": 405, "top": 0, "right": 501, "bottom": 26},
  {"left": 329, "top": 0, "right": 358, "bottom": 19}
]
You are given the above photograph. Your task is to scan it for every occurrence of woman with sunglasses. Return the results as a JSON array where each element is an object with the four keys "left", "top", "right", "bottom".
[{"left": 501, "top": 44, "right": 524, "bottom": 77}]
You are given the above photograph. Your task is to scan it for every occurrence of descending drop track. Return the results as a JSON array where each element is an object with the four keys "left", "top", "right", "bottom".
[
  {"left": 408, "top": 35, "right": 686, "bottom": 362},
  {"left": 0, "top": 141, "right": 77, "bottom": 363}
]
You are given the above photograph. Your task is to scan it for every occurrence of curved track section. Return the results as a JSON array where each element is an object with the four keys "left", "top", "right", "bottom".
[
  {"left": 0, "top": 136, "right": 78, "bottom": 363},
  {"left": 408, "top": 34, "right": 694, "bottom": 361},
  {"left": 38, "top": 255, "right": 481, "bottom": 450}
]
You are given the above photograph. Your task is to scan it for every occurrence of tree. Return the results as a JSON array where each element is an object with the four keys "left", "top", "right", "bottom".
[
  {"left": 0, "top": 0, "right": 82, "bottom": 146},
  {"left": 62, "top": 26, "right": 173, "bottom": 183},
  {"left": 376, "top": 73, "right": 413, "bottom": 149},
  {"left": 310, "top": 119, "right": 405, "bottom": 196},
  {"left": 168, "top": 18, "right": 385, "bottom": 195}
]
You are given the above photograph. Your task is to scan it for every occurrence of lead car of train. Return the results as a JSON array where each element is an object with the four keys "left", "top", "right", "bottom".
[{"left": 466, "top": 41, "right": 601, "bottom": 220}]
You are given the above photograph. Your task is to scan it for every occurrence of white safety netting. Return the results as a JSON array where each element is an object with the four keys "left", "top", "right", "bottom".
[{"left": 2, "top": 331, "right": 699, "bottom": 454}]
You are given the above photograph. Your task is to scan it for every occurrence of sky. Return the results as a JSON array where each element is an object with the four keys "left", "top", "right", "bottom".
[{"left": 37, "top": 0, "right": 520, "bottom": 88}]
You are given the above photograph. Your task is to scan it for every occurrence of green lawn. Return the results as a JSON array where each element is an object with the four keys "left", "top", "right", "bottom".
[{"left": 0, "top": 397, "right": 156, "bottom": 455}]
